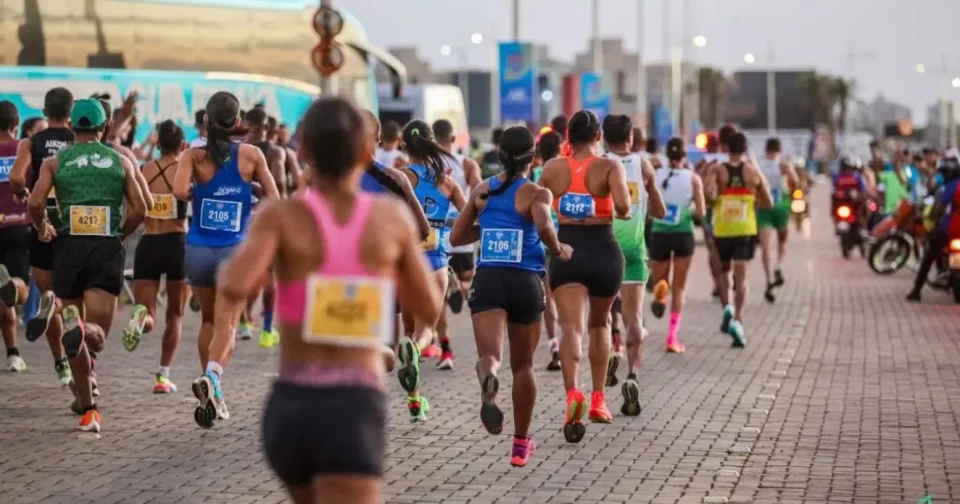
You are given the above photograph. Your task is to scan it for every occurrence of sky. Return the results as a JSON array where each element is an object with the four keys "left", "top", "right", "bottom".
[{"left": 344, "top": 0, "right": 960, "bottom": 124}]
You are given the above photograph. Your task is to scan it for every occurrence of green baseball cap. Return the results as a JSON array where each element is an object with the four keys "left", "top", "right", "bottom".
[{"left": 70, "top": 98, "right": 107, "bottom": 130}]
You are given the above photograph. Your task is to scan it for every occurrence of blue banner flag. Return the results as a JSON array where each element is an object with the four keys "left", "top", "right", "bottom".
[{"left": 498, "top": 42, "right": 538, "bottom": 123}]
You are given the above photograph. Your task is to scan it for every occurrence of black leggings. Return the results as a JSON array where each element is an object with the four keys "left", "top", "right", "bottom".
[
  {"left": 912, "top": 231, "right": 946, "bottom": 294},
  {"left": 549, "top": 225, "right": 624, "bottom": 298}
]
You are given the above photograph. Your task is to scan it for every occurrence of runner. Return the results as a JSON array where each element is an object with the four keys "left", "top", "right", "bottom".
[
  {"left": 28, "top": 98, "right": 149, "bottom": 432},
  {"left": 531, "top": 130, "right": 564, "bottom": 371},
  {"left": 481, "top": 128, "right": 504, "bottom": 179},
  {"left": 17, "top": 117, "right": 46, "bottom": 326},
  {"left": 190, "top": 98, "right": 441, "bottom": 504},
  {"left": 0, "top": 101, "right": 30, "bottom": 371},
  {"left": 96, "top": 96, "right": 154, "bottom": 206},
  {"left": 449, "top": 125, "right": 571, "bottom": 466},
  {"left": 122, "top": 120, "right": 189, "bottom": 394},
  {"left": 273, "top": 118, "right": 305, "bottom": 195},
  {"left": 648, "top": 137, "right": 706, "bottom": 355},
  {"left": 539, "top": 109, "right": 632, "bottom": 442},
  {"left": 375, "top": 120, "right": 406, "bottom": 169},
  {"left": 173, "top": 91, "right": 278, "bottom": 396},
  {"left": 700, "top": 127, "right": 735, "bottom": 300},
  {"left": 702, "top": 132, "right": 773, "bottom": 348},
  {"left": 755, "top": 137, "right": 799, "bottom": 303},
  {"left": 395, "top": 119, "right": 466, "bottom": 422},
  {"left": 432, "top": 119, "right": 481, "bottom": 370},
  {"left": 9, "top": 87, "right": 74, "bottom": 387},
  {"left": 601, "top": 115, "right": 665, "bottom": 416},
  {"left": 189, "top": 110, "right": 207, "bottom": 148}
]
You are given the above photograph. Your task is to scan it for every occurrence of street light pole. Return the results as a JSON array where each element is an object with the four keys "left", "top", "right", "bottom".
[
  {"left": 513, "top": 0, "right": 520, "bottom": 41},
  {"left": 636, "top": 0, "right": 646, "bottom": 123},
  {"left": 766, "top": 40, "right": 776, "bottom": 135},
  {"left": 591, "top": 0, "right": 602, "bottom": 73}
]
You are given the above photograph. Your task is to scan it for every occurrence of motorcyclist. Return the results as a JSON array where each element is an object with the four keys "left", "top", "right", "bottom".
[{"left": 906, "top": 154, "right": 960, "bottom": 301}]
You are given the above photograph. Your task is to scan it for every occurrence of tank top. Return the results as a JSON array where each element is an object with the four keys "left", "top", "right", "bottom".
[
  {"left": 757, "top": 157, "right": 785, "bottom": 204},
  {"left": 275, "top": 190, "right": 394, "bottom": 348},
  {"left": 145, "top": 159, "right": 188, "bottom": 221},
  {"left": 606, "top": 152, "right": 647, "bottom": 254},
  {"left": 360, "top": 161, "right": 393, "bottom": 195},
  {"left": 30, "top": 127, "right": 73, "bottom": 228},
  {"left": 712, "top": 162, "right": 757, "bottom": 238},
  {"left": 0, "top": 141, "right": 28, "bottom": 229},
  {"left": 375, "top": 147, "right": 405, "bottom": 169},
  {"left": 704, "top": 152, "right": 729, "bottom": 164},
  {"left": 651, "top": 167, "right": 695, "bottom": 234},
  {"left": 409, "top": 163, "right": 452, "bottom": 262},
  {"left": 187, "top": 143, "right": 253, "bottom": 247},
  {"left": 54, "top": 142, "right": 126, "bottom": 238},
  {"left": 605, "top": 152, "right": 648, "bottom": 215},
  {"left": 552, "top": 156, "right": 614, "bottom": 222},
  {"left": 476, "top": 177, "right": 545, "bottom": 274},
  {"left": 445, "top": 154, "right": 473, "bottom": 254}
]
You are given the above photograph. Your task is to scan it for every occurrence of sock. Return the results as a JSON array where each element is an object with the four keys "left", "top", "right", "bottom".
[
  {"left": 724, "top": 304, "right": 735, "bottom": 316},
  {"left": 667, "top": 312, "right": 682, "bottom": 345},
  {"left": 158, "top": 366, "right": 171, "bottom": 378},
  {"left": 55, "top": 357, "right": 68, "bottom": 369},
  {"left": 514, "top": 434, "right": 528, "bottom": 443},
  {"left": 6, "top": 347, "right": 19, "bottom": 357},
  {"left": 262, "top": 309, "right": 274, "bottom": 333},
  {"left": 83, "top": 404, "right": 98, "bottom": 412},
  {"left": 205, "top": 361, "right": 223, "bottom": 378},
  {"left": 438, "top": 336, "right": 451, "bottom": 352},
  {"left": 626, "top": 372, "right": 637, "bottom": 381}
]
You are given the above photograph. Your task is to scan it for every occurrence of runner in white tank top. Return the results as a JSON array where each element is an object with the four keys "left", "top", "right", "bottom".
[{"left": 755, "top": 137, "right": 798, "bottom": 304}]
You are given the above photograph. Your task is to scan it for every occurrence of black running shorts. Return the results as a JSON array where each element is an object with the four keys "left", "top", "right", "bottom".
[
  {"left": 134, "top": 233, "right": 186, "bottom": 282},
  {"left": 468, "top": 267, "right": 545, "bottom": 324},
  {"left": 714, "top": 236, "right": 757, "bottom": 265},
  {"left": 648, "top": 232, "right": 696, "bottom": 261},
  {"left": 0, "top": 226, "right": 31, "bottom": 282},
  {"left": 53, "top": 236, "right": 125, "bottom": 300},
  {"left": 549, "top": 225, "right": 624, "bottom": 298}
]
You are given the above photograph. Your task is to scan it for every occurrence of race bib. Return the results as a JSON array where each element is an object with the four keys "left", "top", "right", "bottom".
[
  {"left": 303, "top": 275, "right": 394, "bottom": 348},
  {"left": 626, "top": 181, "right": 641, "bottom": 206},
  {"left": 199, "top": 199, "right": 242, "bottom": 232},
  {"left": 480, "top": 228, "right": 523, "bottom": 263},
  {"left": 720, "top": 199, "right": 748, "bottom": 222},
  {"left": 0, "top": 156, "right": 12, "bottom": 183},
  {"left": 147, "top": 193, "right": 178, "bottom": 220},
  {"left": 422, "top": 227, "right": 439, "bottom": 251},
  {"left": 558, "top": 193, "right": 595, "bottom": 220},
  {"left": 69, "top": 206, "right": 110, "bottom": 236},
  {"left": 659, "top": 203, "right": 681, "bottom": 225}
]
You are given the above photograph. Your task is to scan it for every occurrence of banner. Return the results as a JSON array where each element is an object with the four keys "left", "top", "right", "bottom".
[
  {"left": 498, "top": 42, "right": 538, "bottom": 123},
  {"left": 580, "top": 72, "right": 610, "bottom": 120},
  {"left": 654, "top": 105, "right": 673, "bottom": 146}
]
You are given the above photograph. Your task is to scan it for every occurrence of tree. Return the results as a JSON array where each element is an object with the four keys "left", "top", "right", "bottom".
[
  {"left": 698, "top": 67, "right": 730, "bottom": 129},
  {"left": 830, "top": 77, "right": 856, "bottom": 132},
  {"left": 799, "top": 71, "right": 835, "bottom": 132}
]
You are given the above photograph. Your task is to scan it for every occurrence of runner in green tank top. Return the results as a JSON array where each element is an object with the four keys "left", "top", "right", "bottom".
[{"left": 28, "top": 98, "right": 148, "bottom": 433}]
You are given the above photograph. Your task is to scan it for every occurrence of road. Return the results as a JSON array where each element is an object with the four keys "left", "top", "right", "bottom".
[{"left": 1, "top": 184, "right": 959, "bottom": 504}]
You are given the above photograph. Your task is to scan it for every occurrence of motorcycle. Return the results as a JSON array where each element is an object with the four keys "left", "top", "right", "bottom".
[
  {"left": 867, "top": 198, "right": 929, "bottom": 275},
  {"left": 948, "top": 237, "right": 960, "bottom": 303},
  {"left": 833, "top": 191, "right": 865, "bottom": 259},
  {"left": 790, "top": 188, "right": 808, "bottom": 231}
]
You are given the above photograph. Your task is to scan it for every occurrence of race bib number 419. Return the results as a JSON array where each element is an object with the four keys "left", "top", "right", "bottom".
[
  {"left": 147, "top": 194, "right": 178, "bottom": 220},
  {"left": 303, "top": 275, "right": 395, "bottom": 348},
  {"left": 199, "top": 199, "right": 242, "bottom": 232}
]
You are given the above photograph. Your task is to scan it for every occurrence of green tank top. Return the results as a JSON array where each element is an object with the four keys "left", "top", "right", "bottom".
[{"left": 54, "top": 142, "right": 126, "bottom": 237}]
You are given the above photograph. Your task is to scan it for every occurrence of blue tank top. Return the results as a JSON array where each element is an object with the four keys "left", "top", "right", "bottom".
[
  {"left": 477, "top": 177, "right": 545, "bottom": 275},
  {"left": 410, "top": 163, "right": 452, "bottom": 267},
  {"left": 187, "top": 143, "right": 252, "bottom": 247},
  {"left": 360, "top": 161, "right": 390, "bottom": 194}
]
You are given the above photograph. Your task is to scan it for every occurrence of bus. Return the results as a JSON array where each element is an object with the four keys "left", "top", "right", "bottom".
[{"left": 1, "top": 0, "right": 406, "bottom": 140}]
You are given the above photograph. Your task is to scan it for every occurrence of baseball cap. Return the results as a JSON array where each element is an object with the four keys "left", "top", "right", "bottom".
[{"left": 70, "top": 98, "right": 107, "bottom": 131}]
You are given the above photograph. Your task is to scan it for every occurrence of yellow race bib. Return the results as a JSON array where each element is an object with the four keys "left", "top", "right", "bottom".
[
  {"left": 303, "top": 275, "right": 394, "bottom": 348},
  {"left": 626, "top": 181, "right": 640, "bottom": 206},
  {"left": 719, "top": 199, "right": 748, "bottom": 223},
  {"left": 147, "top": 194, "right": 178, "bottom": 220},
  {"left": 422, "top": 228, "right": 439, "bottom": 251},
  {"left": 69, "top": 206, "right": 110, "bottom": 236}
]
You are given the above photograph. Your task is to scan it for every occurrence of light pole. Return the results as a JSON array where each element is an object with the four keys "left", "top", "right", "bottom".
[
  {"left": 744, "top": 46, "right": 776, "bottom": 135},
  {"left": 636, "top": 0, "right": 647, "bottom": 123},
  {"left": 916, "top": 56, "right": 960, "bottom": 148},
  {"left": 441, "top": 33, "right": 484, "bottom": 130},
  {"left": 591, "top": 0, "right": 602, "bottom": 73}
]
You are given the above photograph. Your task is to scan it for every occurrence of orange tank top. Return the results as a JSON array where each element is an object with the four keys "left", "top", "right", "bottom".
[{"left": 552, "top": 156, "right": 614, "bottom": 221}]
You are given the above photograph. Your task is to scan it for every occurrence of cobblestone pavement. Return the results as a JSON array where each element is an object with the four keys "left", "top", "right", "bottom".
[{"left": 1, "top": 184, "right": 959, "bottom": 504}]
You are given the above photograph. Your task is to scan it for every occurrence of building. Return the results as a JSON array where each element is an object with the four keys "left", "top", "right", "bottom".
[
  {"left": 723, "top": 70, "right": 816, "bottom": 131},
  {"left": 849, "top": 95, "right": 912, "bottom": 137}
]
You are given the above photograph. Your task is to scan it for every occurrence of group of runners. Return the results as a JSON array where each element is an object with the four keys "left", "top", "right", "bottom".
[{"left": 0, "top": 86, "right": 804, "bottom": 503}]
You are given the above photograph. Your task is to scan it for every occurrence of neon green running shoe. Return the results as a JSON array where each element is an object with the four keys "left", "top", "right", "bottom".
[{"left": 407, "top": 395, "right": 430, "bottom": 423}]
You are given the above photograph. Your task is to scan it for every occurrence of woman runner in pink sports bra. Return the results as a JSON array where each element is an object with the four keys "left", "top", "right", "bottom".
[{"left": 192, "top": 98, "right": 442, "bottom": 504}]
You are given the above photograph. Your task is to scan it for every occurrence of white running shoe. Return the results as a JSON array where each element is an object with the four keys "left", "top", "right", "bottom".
[{"left": 6, "top": 355, "right": 26, "bottom": 372}]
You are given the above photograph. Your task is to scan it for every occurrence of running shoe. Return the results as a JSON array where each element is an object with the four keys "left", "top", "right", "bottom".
[
  {"left": 154, "top": 373, "right": 177, "bottom": 394},
  {"left": 772, "top": 268, "right": 785, "bottom": 287},
  {"left": 562, "top": 388, "right": 587, "bottom": 443},
  {"left": 764, "top": 283, "right": 776, "bottom": 304},
  {"left": 719, "top": 305, "right": 734, "bottom": 335},
  {"left": 122, "top": 304, "right": 149, "bottom": 352},
  {"left": 510, "top": 436, "right": 536, "bottom": 468},
  {"left": 651, "top": 279, "right": 669, "bottom": 319},
  {"left": 437, "top": 350, "right": 455, "bottom": 370},
  {"left": 421, "top": 342, "right": 442, "bottom": 358},
  {"left": 78, "top": 409, "right": 101, "bottom": 433},
  {"left": 448, "top": 290, "right": 464, "bottom": 315},
  {"left": 396, "top": 337, "right": 421, "bottom": 393},
  {"left": 189, "top": 295, "right": 201, "bottom": 313},
  {"left": 729, "top": 320, "right": 746, "bottom": 348},
  {"left": 55, "top": 359, "right": 72, "bottom": 387},
  {"left": 479, "top": 374, "right": 503, "bottom": 435},
  {"left": 258, "top": 328, "right": 279, "bottom": 348},
  {"left": 238, "top": 322, "right": 255, "bottom": 342},
  {"left": 546, "top": 338, "right": 561, "bottom": 371},
  {"left": 6, "top": 355, "right": 26, "bottom": 372},
  {"left": 25, "top": 291, "right": 56, "bottom": 343},
  {"left": 666, "top": 341, "right": 686, "bottom": 353},
  {"left": 620, "top": 377, "right": 642, "bottom": 416},
  {"left": 588, "top": 391, "right": 613, "bottom": 424},
  {"left": 407, "top": 395, "right": 430, "bottom": 423},
  {"left": 192, "top": 371, "right": 228, "bottom": 428},
  {"left": 605, "top": 353, "right": 620, "bottom": 387},
  {"left": 60, "top": 305, "right": 84, "bottom": 359},
  {"left": 0, "top": 264, "right": 18, "bottom": 307}
]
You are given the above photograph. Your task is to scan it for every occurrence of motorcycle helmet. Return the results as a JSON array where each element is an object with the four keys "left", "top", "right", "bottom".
[
  {"left": 838, "top": 154, "right": 864, "bottom": 173},
  {"left": 937, "top": 154, "right": 960, "bottom": 182}
]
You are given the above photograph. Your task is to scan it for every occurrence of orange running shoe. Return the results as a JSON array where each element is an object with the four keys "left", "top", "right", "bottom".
[
  {"left": 588, "top": 391, "right": 613, "bottom": 423},
  {"left": 421, "top": 342, "right": 442, "bottom": 358},
  {"left": 651, "top": 280, "right": 670, "bottom": 319},
  {"left": 562, "top": 388, "right": 587, "bottom": 443},
  {"left": 78, "top": 409, "right": 101, "bottom": 433},
  {"left": 510, "top": 435, "right": 536, "bottom": 467},
  {"left": 666, "top": 341, "right": 686, "bottom": 353}
]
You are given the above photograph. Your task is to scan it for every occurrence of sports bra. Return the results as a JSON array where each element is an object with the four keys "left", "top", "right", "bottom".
[
  {"left": 145, "top": 160, "right": 188, "bottom": 221},
  {"left": 552, "top": 156, "right": 614, "bottom": 221}
]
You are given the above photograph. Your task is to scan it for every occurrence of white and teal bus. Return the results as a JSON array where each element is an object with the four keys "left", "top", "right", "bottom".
[{"left": 0, "top": 0, "right": 406, "bottom": 141}]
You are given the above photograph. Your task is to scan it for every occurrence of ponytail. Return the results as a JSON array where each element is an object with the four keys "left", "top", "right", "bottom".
[{"left": 402, "top": 119, "right": 455, "bottom": 185}]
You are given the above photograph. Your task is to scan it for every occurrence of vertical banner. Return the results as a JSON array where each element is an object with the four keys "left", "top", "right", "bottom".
[
  {"left": 654, "top": 105, "right": 673, "bottom": 147},
  {"left": 580, "top": 72, "right": 610, "bottom": 119},
  {"left": 498, "top": 42, "right": 538, "bottom": 123},
  {"left": 561, "top": 73, "right": 579, "bottom": 120}
]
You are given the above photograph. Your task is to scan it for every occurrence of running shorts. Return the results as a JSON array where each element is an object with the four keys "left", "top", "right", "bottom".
[
  {"left": 549, "top": 225, "right": 624, "bottom": 298},
  {"left": 756, "top": 203, "right": 790, "bottom": 230},
  {"left": 29, "top": 227, "right": 58, "bottom": 271},
  {"left": 714, "top": 236, "right": 757, "bottom": 265},
  {"left": 262, "top": 382, "right": 386, "bottom": 485},
  {"left": 0, "top": 226, "right": 31, "bottom": 282},
  {"left": 468, "top": 267, "right": 545, "bottom": 324},
  {"left": 648, "top": 232, "right": 696, "bottom": 261},
  {"left": 449, "top": 252, "right": 475, "bottom": 276},
  {"left": 184, "top": 244, "right": 237, "bottom": 288},
  {"left": 53, "top": 236, "right": 125, "bottom": 300},
  {"left": 134, "top": 233, "right": 186, "bottom": 282}
]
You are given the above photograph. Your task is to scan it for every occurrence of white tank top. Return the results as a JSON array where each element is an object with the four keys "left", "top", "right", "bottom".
[
  {"left": 606, "top": 152, "right": 648, "bottom": 214},
  {"left": 704, "top": 152, "right": 729, "bottom": 164},
  {"left": 655, "top": 166, "right": 694, "bottom": 209},
  {"left": 376, "top": 147, "right": 406, "bottom": 169},
  {"left": 445, "top": 153, "right": 473, "bottom": 254},
  {"left": 757, "top": 157, "right": 785, "bottom": 201}
]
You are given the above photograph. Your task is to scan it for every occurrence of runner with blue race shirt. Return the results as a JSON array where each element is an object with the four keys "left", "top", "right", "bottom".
[
  {"left": 172, "top": 91, "right": 279, "bottom": 426},
  {"left": 395, "top": 119, "right": 466, "bottom": 422}
]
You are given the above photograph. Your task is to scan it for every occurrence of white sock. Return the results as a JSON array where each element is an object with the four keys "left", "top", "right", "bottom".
[{"left": 158, "top": 366, "right": 170, "bottom": 378}]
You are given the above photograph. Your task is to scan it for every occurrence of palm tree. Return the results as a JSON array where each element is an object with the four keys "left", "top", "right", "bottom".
[
  {"left": 799, "top": 71, "right": 834, "bottom": 132},
  {"left": 698, "top": 67, "right": 729, "bottom": 129},
  {"left": 830, "top": 77, "right": 856, "bottom": 132}
]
